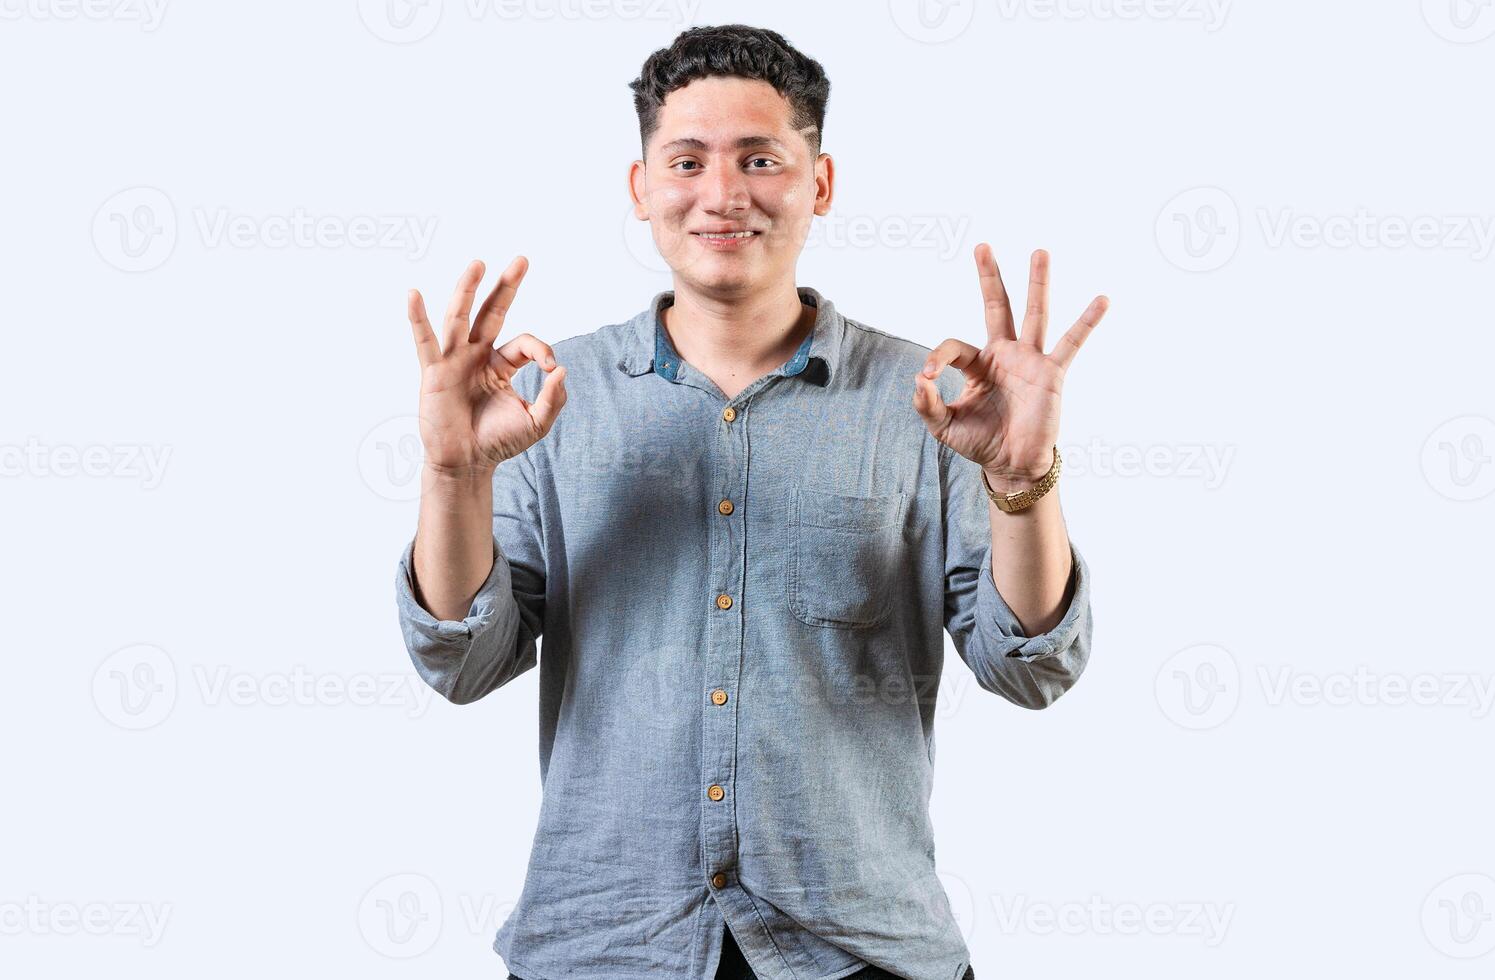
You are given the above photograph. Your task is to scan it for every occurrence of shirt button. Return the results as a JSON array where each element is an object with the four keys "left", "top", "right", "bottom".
[
  {"left": 707, "top": 784, "right": 725, "bottom": 802},
  {"left": 717, "top": 499, "right": 734, "bottom": 515},
  {"left": 710, "top": 872, "right": 728, "bottom": 889},
  {"left": 722, "top": 406, "right": 737, "bottom": 422},
  {"left": 715, "top": 594, "right": 733, "bottom": 610},
  {"left": 711, "top": 688, "right": 728, "bottom": 705}
]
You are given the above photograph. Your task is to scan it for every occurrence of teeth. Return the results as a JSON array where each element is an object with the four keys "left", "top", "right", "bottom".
[{"left": 696, "top": 231, "right": 756, "bottom": 238}]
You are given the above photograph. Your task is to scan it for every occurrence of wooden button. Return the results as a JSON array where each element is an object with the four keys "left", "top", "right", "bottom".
[
  {"left": 707, "top": 784, "right": 725, "bottom": 802},
  {"left": 715, "top": 594, "right": 733, "bottom": 610},
  {"left": 717, "top": 499, "right": 734, "bottom": 515},
  {"left": 722, "top": 406, "right": 737, "bottom": 422},
  {"left": 711, "top": 689, "right": 728, "bottom": 705},
  {"left": 710, "top": 872, "right": 728, "bottom": 889}
]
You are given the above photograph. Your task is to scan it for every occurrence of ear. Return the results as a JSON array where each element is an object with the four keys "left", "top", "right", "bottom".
[
  {"left": 627, "top": 158, "right": 649, "bottom": 220},
  {"left": 812, "top": 153, "right": 834, "bottom": 216}
]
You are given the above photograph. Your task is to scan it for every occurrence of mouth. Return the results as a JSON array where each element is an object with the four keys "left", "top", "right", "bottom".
[{"left": 691, "top": 230, "right": 762, "bottom": 250}]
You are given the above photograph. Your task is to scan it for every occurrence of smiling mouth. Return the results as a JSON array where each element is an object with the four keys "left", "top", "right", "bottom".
[{"left": 692, "top": 231, "right": 762, "bottom": 240}]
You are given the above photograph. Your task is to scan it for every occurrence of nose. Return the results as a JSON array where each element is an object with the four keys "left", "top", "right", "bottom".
[{"left": 700, "top": 160, "right": 750, "bottom": 216}]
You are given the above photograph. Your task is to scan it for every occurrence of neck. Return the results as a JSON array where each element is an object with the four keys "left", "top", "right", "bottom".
[{"left": 661, "top": 277, "right": 813, "bottom": 384}]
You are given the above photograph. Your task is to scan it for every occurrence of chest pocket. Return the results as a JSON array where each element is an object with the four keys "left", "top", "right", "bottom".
[{"left": 788, "top": 486, "right": 908, "bottom": 629}]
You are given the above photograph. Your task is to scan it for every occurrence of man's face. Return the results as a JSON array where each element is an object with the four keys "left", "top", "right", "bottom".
[{"left": 629, "top": 76, "right": 833, "bottom": 297}]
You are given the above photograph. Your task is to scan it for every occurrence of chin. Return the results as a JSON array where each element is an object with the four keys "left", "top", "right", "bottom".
[{"left": 678, "top": 259, "right": 765, "bottom": 295}]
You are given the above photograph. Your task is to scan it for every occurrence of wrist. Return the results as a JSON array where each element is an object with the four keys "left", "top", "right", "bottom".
[
  {"left": 981, "top": 460, "right": 1050, "bottom": 494},
  {"left": 423, "top": 459, "right": 497, "bottom": 487}
]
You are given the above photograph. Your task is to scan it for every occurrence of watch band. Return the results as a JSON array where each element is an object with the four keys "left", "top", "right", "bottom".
[{"left": 980, "top": 446, "right": 1061, "bottom": 513}]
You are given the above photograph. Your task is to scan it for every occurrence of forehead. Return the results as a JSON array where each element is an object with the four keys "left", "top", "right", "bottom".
[{"left": 650, "top": 76, "right": 797, "bottom": 148}]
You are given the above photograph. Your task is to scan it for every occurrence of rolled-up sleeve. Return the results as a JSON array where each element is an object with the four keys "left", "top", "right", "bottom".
[
  {"left": 393, "top": 438, "right": 547, "bottom": 705},
  {"left": 940, "top": 442, "right": 1092, "bottom": 709}
]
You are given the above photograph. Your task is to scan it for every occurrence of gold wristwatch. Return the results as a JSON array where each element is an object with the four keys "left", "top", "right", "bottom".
[{"left": 980, "top": 446, "right": 1061, "bottom": 513}]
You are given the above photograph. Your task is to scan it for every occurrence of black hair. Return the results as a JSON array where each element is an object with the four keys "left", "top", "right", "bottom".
[{"left": 628, "top": 24, "right": 830, "bottom": 160}]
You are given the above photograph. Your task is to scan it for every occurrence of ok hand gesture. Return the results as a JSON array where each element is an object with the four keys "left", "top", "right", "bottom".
[
  {"left": 913, "top": 244, "right": 1109, "bottom": 490},
  {"left": 407, "top": 257, "right": 567, "bottom": 476}
]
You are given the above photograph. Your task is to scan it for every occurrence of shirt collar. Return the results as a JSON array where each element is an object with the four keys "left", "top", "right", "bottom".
[{"left": 616, "top": 285, "right": 842, "bottom": 387}]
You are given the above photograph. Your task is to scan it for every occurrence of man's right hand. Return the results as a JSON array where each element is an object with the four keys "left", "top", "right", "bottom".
[{"left": 407, "top": 256, "right": 568, "bottom": 476}]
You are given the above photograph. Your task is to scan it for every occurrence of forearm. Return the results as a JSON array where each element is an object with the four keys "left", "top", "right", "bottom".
[
  {"left": 982, "top": 469, "right": 1074, "bottom": 636},
  {"left": 411, "top": 462, "right": 497, "bottom": 622}
]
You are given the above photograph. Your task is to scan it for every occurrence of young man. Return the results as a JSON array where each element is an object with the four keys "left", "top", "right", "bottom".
[{"left": 394, "top": 24, "right": 1107, "bottom": 980}]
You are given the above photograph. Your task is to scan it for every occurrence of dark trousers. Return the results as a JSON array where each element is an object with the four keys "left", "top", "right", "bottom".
[{"left": 508, "top": 922, "right": 976, "bottom": 980}]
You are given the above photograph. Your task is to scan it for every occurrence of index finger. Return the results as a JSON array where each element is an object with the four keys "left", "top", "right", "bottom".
[{"left": 471, "top": 255, "right": 529, "bottom": 348}]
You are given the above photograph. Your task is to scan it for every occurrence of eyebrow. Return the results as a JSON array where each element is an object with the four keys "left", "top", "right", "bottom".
[{"left": 658, "top": 135, "right": 787, "bottom": 155}]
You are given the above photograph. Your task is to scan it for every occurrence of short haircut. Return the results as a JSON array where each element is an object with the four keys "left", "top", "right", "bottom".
[{"left": 628, "top": 24, "right": 831, "bottom": 160}]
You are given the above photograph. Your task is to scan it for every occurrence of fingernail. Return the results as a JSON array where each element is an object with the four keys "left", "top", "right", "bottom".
[
  {"left": 546, "top": 355, "right": 556, "bottom": 367},
  {"left": 923, "top": 362, "right": 936, "bottom": 376}
]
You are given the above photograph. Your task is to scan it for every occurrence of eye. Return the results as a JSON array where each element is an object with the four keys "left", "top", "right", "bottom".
[
  {"left": 747, "top": 157, "right": 778, "bottom": 169},
  {"left": 672, "top": 160, "right": 700, "bottom": 173}
]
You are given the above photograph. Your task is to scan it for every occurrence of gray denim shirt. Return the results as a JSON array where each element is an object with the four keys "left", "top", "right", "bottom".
[{"left": 393, "top": 286, "right": 1093, "bottom": 980}]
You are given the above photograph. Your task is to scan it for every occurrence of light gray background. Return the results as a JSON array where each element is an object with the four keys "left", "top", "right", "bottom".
[{"left": 3, "top": 0, "right": 1493, "bottom": 976}]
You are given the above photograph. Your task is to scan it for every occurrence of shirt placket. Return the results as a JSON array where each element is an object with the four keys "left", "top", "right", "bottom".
[{"left": 657, "top": 318, "right": 818, "bottom": 980}]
